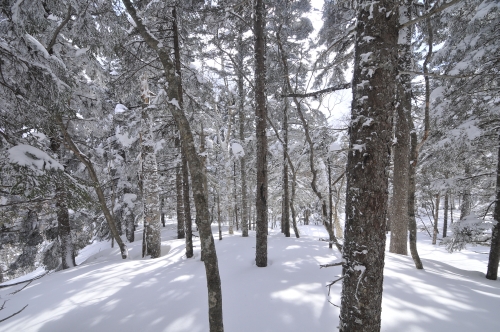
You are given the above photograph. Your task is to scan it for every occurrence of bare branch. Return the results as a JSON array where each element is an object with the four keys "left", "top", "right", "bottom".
[
  {"left": 0, "top": 304, "right": 28, "bottom": 323},
  {"left": 399, "top": 0, "right": 462, "bottom": 30},
  {"left": 281, "top": 83, "right": 351, "bottom": 98},
  {"left": 400, "top": 70, "right": 476, "bottom": 79},
  {"left": 47, "top": 5, "right": 73, "bottom": 54},
  {"left": 320, "top": 261, "right": 344, "bottom": 269}
]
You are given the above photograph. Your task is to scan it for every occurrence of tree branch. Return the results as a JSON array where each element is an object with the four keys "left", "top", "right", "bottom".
[
  {"left": 400, "top": 70, "right": 476, "bottom": 79},
  {"left": 399, "top": 0, "right": 462, "bottom": 29},
  {"left": 47, "top": 5, "right": 73, "bottom": 54},
  {"left": 0, "top": 304, "right": 28, "bottom": 323},
  {"left": 281, "top": 83, "right": 351, "bottom": 98}
]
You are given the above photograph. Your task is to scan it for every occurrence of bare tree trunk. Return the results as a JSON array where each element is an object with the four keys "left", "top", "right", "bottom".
[
  {"left": 389, "top": 1, "right": 412, "bottom": 256},
  {"left": 182, "top": 148, "right": 193, "bottom": 258},
  {"left": 443, "top": 191, "right": 448, "bottom": 238},
  {"left": 432, "top": 193, "right": 440, "bottom": 245},
  {"left": 277, "top": 27, "right": 340, "bottom": 251},
  {"left": 175, "top": 137, "right": 185, "bottom": 239},
  {"left": 50, "top": 138, "right": 76, "bottom": 269},
  {"left": 58, "top": 118, "right": 128, "bottom": 259},
  {"left": 408, "top": 119, "right": 423, "bottom": 269},
  {"left": 124, "top": 181, "right": 135, "bottom": 242},
  {"left": 122, "top": 3, "right": 224, "bottom": 329},
  {"left": 282, "top": 103, "right": 290, "bottom": 237},
  {"left": 140, "top": 75, "right": 161, "bottom": 259},
  {"left": 339, "top": 0, "right": 397, "bottom": 330},
  {"left": 254, "top": 0, "right": 268, "bottom": 268},
  {"left": 486, "top": 133, "right": 500, "bottom": 280},
  {"left": 236, "top": 29, "right": 249, "bottom": 237}
]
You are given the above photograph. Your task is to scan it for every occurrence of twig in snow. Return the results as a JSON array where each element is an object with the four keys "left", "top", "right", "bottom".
[
  {"left": 0, "top": 271, "right": 49, "bottom": 289},
  {"left": 0, "top": 304, "right": 28, "bottom": 323}
]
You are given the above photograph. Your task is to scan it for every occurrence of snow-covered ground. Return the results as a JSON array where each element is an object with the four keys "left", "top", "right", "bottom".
[{"left": 1, "top": 221, "right": 499, "bottom": 331}]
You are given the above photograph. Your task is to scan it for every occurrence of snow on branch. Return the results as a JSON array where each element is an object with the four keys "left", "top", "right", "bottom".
[{"left": 281, "top": 83, "right": 351, "bottom": 98}]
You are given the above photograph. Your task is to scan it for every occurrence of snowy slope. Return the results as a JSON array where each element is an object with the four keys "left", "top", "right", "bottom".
[{"left": 1, "top": 222, "right": 499, "bottom": 331}]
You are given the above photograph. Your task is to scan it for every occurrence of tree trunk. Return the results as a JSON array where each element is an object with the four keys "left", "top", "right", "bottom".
[
  {"left": 122, "top": 3, "right": 224, "bottom": 328},
  {"left": 176, "top": 137, "right": 185, "bottom": 239},
  {"left": 443, "top": 191, "right": 448, "bottom": 238},
  {"left": 339, "top": 0, "right": 398, "bottom": 330},
  {"left": 254, "top": 0, "right": 268, "bottom": 268},
  {"left": 50, "top": 138, "right": 76, "bottom": 269},
  {"left": 282, "top": 103, "right": 290, "bottom": 237},
  {"left": 140, "top": 75, "right": 161, "bottom": 259},
  {"left": 182, "top": 147, "right": 193, "bottom": 259},
  {"left": 333, "top": 175, "right": 345, "bottom": 239},
  {"left": 124, "top": 181, "right": 135, "bottom": 243},
  {"left": 432, "top": 193, "right": 440, "bottom": 245},
  {"left": 408, "top": 119, "right": 423, "bottom": 269},
  {"left": 236, "top": 28, "right": 249, "bottom": 237},
  {"left": 58, "top": 118, "right": 128, "bottom": 259},
  {"left": 486, "top": 133, "right": 500, "bottom": 280},
  {"left": 389, "top": 2, "right": 412, "bottom": 256}
]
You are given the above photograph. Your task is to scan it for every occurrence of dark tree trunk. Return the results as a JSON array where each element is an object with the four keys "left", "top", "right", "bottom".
[
  {"left": 55, "top": 181, "right": 76, "bottom": 269},
  {"left": 254, "top": 0, "right": 268, "bottom": 268},
  {"left": 389, "top": 1, "right": 412, "bottom": 255},
  {"left": 282, "top": 102, "right": 290, "bottom": 237},
  {"left": 237, "top": 29, "right": 249, "bottom": 237},
  {"left": 443, "top": 191, "right": 448, "bottom": 238},
  {"left": 432, "top": 193, "right": 440, "bottom": 245},
  {"left": 486, "top": 134, "right": 500, "bottom": 280},
  {"left": 122, "top": 3, "right": 224, "bottom": 329},
  {"left": 124, "top": 182, "right": 135, "bottom": 243},
  {"left": 182, "top": 148, "right": 193, "bottom": 258},
  {"left": 175, "top": 137, "right": 185, "bottom": 239},
  {"left": 339, "top": 0, "right": 398, "bottom": 330},
  {"left": 58, "top": 119, "right": 128, "bottom": 259},
  {"left": 408, "top": 119, "right": 423, "bottom": 269},
  {"left": 50, "top": 137, "right": 76, "bottom": 269}
]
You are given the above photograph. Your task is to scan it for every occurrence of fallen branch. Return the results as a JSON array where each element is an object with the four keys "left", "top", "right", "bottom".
[
  {"left": 0, "top": 304, "right": 28, "bottom": 323},
  {"left": 0, "top": 271, "right": 49, "bottom": 289}
]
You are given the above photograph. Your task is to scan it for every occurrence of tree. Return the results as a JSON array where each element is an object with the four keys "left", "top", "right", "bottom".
[
  {"left": 339, "top": 0, "right": 398, "bottom": 331},
  {"left": 121, "top": 1, "right": 224, "bottom": 329},
  {"left": 486, "top": 133, "right": 500, "bottom": 280},
  {"left": 254, "top": 0, "right": 268, "bottom": 268}
]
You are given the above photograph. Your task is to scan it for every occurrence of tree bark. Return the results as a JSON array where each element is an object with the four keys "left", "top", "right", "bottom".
[
  {"left": 486, "top": 133, "right": 500, "bottom": 280},
  {"left": 140, "top": 75, "right": 161, "bottom": 259},
  {"left": 237, "top": 27, "right": 249, "bottom": 237},
  {"left": 432, "top": 193, "right": 440, "bottom": 245},
  {"left": 443, "top": 191, "right": 448, "bottom": 238},
  {"left": 50, "top": 137, "right": 76, "bottom": 269},
  {"left": 123, "top": 2, "right": 224, "bottom": 329},
  {"left": 175, "top": 137, "right": 185, "bottom": 239},
  {"left": 282, "top": 103, "right": 290, "bottom": 237},
  {"left": 124, "top": 181, "right": 135, "bottom": 243},
  {"left": 408, "top": 119, "right": 423, "bottom": 269},
  {"left": 339, "top": 0, "right": 398, "bottom": 330},
  {"left": 58, "top": 118, "right": 128, "bottom": 259},
  {"left": 389, "top": 1, "right": 412, "bottom": 256},
  {"left": 254, "top": 0, "right": 268, "bottom": 268},
  {"left": 182, "top": 147, "right": 193, "bottom": 258}
]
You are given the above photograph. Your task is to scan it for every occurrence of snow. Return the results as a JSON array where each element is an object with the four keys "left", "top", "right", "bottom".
[
  {"left": 328, "top": 142, "right": 342, "bottom": 152},
  {"left": 7, "top": 144, "right": 64, "bottom": 174},
  {"left": 114, "top": 104, "right": 128, "bottom": 114},
  {"left": 231, "top": 142, "right": 245, "bottom": 157},
  {"left": 1, "top": 222, "right": 499, "bottom": 331}
]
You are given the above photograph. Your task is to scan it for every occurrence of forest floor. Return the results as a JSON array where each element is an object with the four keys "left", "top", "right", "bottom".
[{"left": 1, "top": 220, "right": 499, "bottom": 331}]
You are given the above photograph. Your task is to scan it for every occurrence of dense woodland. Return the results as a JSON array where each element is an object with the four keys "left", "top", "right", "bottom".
[{"left": 0, "top": 0, "right": 499, "bottom": 331}]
